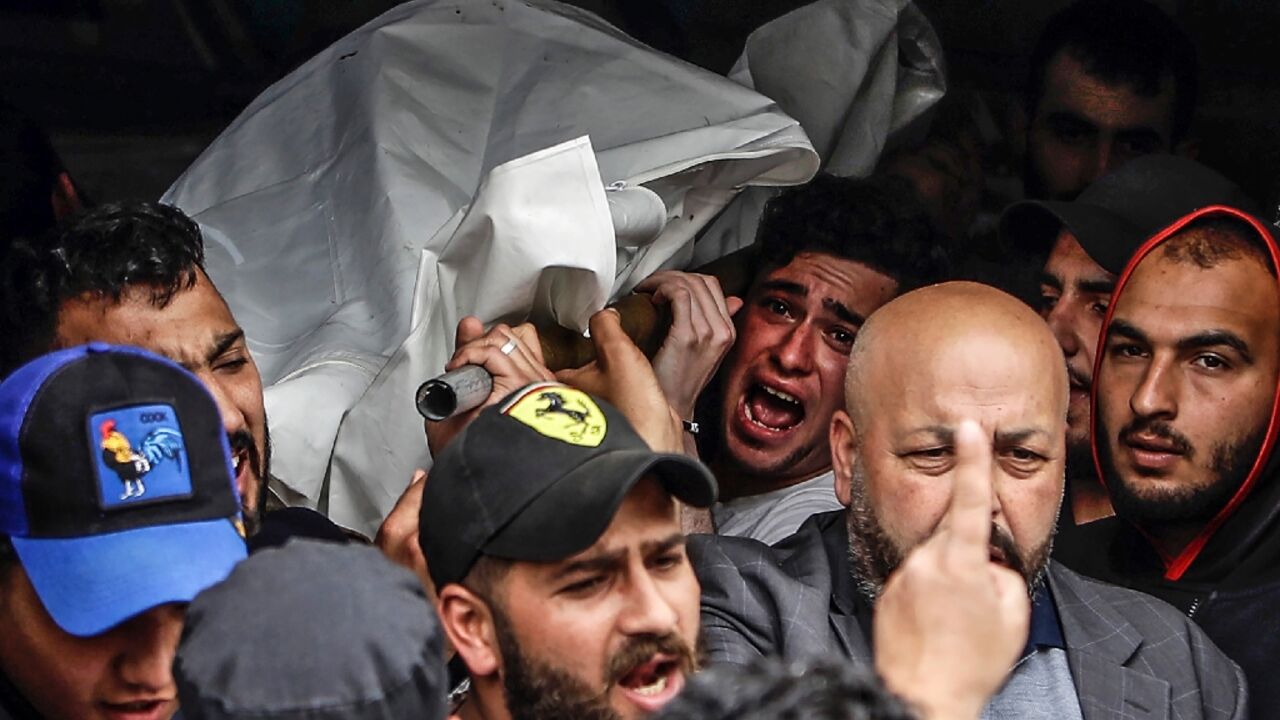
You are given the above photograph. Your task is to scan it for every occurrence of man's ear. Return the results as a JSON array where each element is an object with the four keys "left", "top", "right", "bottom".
[
  {"left": 50, "top": 172, "right": 81, "bottom": 223},
  {"left": 437, "top": 584, "right": 501, "bottom": 678},
  {"left": 830, "top": 409, "right": 859, "bottom": 508}
]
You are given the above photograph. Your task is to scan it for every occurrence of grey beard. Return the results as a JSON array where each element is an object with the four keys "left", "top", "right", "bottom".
[{"left": 844, "top": 459, "right": 1052, "bottom": 603}]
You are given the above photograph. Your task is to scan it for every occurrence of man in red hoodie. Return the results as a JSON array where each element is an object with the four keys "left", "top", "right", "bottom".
[{"left": 1078, "top": 206, "right": 1280, "bottom": 716}]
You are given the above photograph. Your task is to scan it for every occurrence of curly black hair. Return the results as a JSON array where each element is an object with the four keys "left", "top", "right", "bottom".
[
  {"left": 656, "top": 656, "right": 917, "bottom": 720},
  {"left": 0, "top": 200, "right": 205, "bottom": 377},
  {"left": 755, "top": 173, "right": 950, "bottom": 293}
]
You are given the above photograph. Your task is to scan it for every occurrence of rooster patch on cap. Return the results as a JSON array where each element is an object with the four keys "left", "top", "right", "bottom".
[{"left": 99, "top": 419, "right": 184, "bottom": 501}]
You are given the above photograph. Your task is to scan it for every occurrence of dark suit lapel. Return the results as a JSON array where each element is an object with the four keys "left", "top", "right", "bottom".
[
  {"left": 829, "top": 611, "right": 872, "bottom": 662},
  {"left": 1050, "top": 564, "right": 1171, "bottom": 720}
]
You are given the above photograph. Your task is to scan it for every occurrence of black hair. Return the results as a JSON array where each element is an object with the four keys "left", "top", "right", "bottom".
[
  {"left": 1161, "top": 215, "right": 1277, "bottom": 278},
  {"left": 0, "top": 200, "right": 205, "bottom": 377},
  {"left": 755, "top": 173, "right": 950, "bottom": 293},
  {"left": 1026, "top": 0, "right": 1198, "bottom": 144},
  {"left": 655, "top": 656, "right": 915, "bottom": 720}
]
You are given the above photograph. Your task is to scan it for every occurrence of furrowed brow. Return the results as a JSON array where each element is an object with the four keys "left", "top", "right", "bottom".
[
  {"left": 551, "top": 548, "right": 626, "bottom": 580},
  {"left": 206, "top": 328, "right": 246, "bottom": 366},
  {"left": 994, "top": 428, "right": 1049, "bottom": 446},
  {"left": 641, "top": 533, "right": 687, "bottom": 556},
  {"left": 1039, "top": 272, "right": 1064, "bottom": 292},
  {"left": 1076, "top": 278, "right": 1116, "bottom": 296},
  {"left": 911, "top": 425, "right": 956, "bottom": 445},
  {"left": 1178, "top": 330, "right": 1254, "bottom": 364},
  {"left": 1107, "top": 319, "right": 1149, "bottom": 344},
  {"left": 758, "top": 279, "right": 808, "bottom": 297},
  {"left": 822, "top": 298, "right": 864, "bottom": 327}
]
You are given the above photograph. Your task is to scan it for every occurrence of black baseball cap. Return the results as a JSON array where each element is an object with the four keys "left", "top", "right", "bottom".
[
  {"left": 1001, "top": 154, "right": 1259, "bottom": 274},
  {"left": 0, "top": 343, "right": 246, "bottom": 636},
  {"left": 419, "top": 382, "right": 717, "bottom": 589}
]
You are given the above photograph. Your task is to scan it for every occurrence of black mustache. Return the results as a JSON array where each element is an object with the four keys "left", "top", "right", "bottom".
[
  {"left": 1120, "top": 417, "right": 1194, "bottom": 457},
  {"left": 605, "top": 633, "right": 696, "bottom": 688},
  {"left": 989, "top": 523, "right": 1025, "bottom": 577}
]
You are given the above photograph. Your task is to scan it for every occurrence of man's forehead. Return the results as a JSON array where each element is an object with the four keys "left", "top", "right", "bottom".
[
  {"left": 1118, "top": 253, "right": 1280, "bottom": 331},
  {"left": 1040, "top": 51, "right": 1175, "bottom": 133},
  {"left": 55, "top": 287, "right": 242, "bottom": 367},
  {"left": 757, "top": 253, "right": 896, "bottom": 309}
]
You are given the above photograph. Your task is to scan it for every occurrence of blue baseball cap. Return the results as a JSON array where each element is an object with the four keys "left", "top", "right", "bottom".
[{"left": 0, "top": 343, "right": 247, "bottom": 637}]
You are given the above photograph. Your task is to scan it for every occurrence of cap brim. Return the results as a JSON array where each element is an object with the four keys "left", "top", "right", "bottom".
[
  {"left": 1001, "top": 200, "right": 1141, "bottom": 275},
  {"left": 483, "top": 449, "right": 716, "bottom": 565},
  {"left": 12, "top": 518, "right": 247, "bottom": 637}
]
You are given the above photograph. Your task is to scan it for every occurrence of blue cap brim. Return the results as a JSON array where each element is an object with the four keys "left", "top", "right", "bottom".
[{"left": 11, "top": 519, "right": 247, "bottom": 637}]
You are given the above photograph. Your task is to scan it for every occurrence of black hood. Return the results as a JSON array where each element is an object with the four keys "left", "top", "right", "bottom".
[{"left": 1090, "top": 205, "right": 1280, "bottom": 591}]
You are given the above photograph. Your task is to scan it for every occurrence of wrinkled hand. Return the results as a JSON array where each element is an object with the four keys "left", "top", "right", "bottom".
[
  {"left": 634, "top": 271, "right": 743, "bottom": 421},
  {"left": 374, "top": 469, "right": 434, "bottom": 598},
  {"left": 425, "top": 316, "right": 555, "bottom": 456},
  {"left": 873, "top": 421, "right": 1029, "bottom": 720},
  {"left": 556, "top": 308, "right": 684, "bottom": 454}
]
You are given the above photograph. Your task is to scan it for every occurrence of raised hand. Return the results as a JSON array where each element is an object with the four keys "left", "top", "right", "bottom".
[
  {"left": 634, "top": 271, "right": 743, "bottom": 421},
  {"left": 873, "top": 421, "right": 1030, "bottom": 720}
]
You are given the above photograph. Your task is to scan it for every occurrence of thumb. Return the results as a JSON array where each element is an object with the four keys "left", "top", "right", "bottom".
[{"left": 726, "top": 296, "right": 744, "bottom": 317}]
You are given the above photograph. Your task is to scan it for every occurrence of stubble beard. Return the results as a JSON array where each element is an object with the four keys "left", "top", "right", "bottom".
[
  {"left": 491, "top": 602, "right": 700, "bottom": 720},
  {"left": 1099, "top": 415, "right": 1264, "bottom": 528},
  {"left": 844, "top": 459, "right": 1052, "bottom": 603}
]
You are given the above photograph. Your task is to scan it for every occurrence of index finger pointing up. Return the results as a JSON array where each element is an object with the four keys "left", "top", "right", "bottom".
[{"left": 941, "top": 420, "right": 995, "bottom": 566}]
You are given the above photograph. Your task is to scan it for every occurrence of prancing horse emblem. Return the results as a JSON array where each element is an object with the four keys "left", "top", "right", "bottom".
[
  {"left": 535, "top": 391, "right": 590, "bottom": 425},
  {"left": 504, "top": 384, "right": 608, "bottom": 448}
]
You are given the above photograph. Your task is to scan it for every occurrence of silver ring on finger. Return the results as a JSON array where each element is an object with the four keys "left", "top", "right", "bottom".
[{"left": 499, "top": 338, "right": 518, "bottom": 356}]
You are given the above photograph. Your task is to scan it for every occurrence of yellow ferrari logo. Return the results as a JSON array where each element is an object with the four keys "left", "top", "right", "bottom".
[{"left": 504, "top": 384, "right": 607, "bottom": 447}]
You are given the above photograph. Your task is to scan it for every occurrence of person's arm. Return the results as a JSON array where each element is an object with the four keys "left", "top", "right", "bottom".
[{"left": 872, "top": 421, "right": 1029, "bottom": 720}]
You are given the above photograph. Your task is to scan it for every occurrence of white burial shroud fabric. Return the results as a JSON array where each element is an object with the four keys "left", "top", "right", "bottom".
[{"left": 162, "top": 0, "right": 821, "bottom": 536}]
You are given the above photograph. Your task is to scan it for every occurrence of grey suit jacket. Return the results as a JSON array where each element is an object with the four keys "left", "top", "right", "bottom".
[{"left": 690, "top": 511, "right": 1248, "bottom": 720}]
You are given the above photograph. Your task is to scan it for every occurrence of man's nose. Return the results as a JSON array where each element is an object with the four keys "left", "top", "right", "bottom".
[
  {"left": 1046, "top": 302, "right": 1081, "bottom": 358},
  {"left": 772, "top": 324, "right": 816, "bottom": 374},
  {"left": 617, "top": 571, "right": 680, "bottom": 638},
  {"left": 1130, "top": 360, "right": 1178, "bottom": 420},
  {"left": 199, "top": 372, "right": 248, "bottom": 436},
  {"left": 113, "top": 604, "right": 183, "bottom": 691}
]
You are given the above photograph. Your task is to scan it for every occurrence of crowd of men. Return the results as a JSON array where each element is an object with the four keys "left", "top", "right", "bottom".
[{"left": 0, "top": 0, "right": 1277, "bottom": 718}]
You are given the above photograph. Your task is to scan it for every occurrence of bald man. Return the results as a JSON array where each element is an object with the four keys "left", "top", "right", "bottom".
[{"left": 690, "top": 282, "right": 1246, "bottom": 720}]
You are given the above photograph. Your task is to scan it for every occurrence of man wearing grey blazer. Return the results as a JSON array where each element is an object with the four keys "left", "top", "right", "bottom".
[{"left": 691, "top": 283, "right": 1246, "bottom": 720}]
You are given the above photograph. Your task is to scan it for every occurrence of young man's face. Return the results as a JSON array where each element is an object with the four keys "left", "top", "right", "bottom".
[
  {"left": 1038, "top": 230, "right": 1116, "bottom": 463},
  {"left": 487, "top": 478, "right": 701, "bottom": 720},
  {"left": 1025, "top": 50, "right": 1176, "bottom": 200},
  {"left": 0, "top": 566, "right": 182, "bottom": 720},
  {"left": 717, "top": 252, "right": 898, "bottom": 496},
  {"left": 54, "top": 270, "right": 268, "bottom": 531},
  {"left": 1097, "top": 245, "right": 1280, "bottom": 532}
]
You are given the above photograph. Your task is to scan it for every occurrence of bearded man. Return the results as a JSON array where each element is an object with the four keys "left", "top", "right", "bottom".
[{"left": 691, "top": 282, "right": 1245, "bottom": 720}]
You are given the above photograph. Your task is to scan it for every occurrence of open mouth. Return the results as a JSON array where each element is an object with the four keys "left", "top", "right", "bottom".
[
  {"left": 988, "top": 545, "right": 1007, "bottom": 566},
  {"left": 616, "top": 655, "right": 683, "bottom": 711},
  {"left": 99, "top": 698, "right": 172, "bottom": 720},
  {"left": 741, "top": 383, "right": 806, "bottom": 433},
  {"left": 1066, "top": 367, "right": 1091, "bottom": 399},
  {"left": 231, "top": 449, "right": 251, "bottom": 495}
]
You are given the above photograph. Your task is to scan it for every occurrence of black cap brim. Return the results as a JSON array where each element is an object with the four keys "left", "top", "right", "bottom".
[
  {"left": 1000, "top": 200, "right": 1141, "bottom": 275},
  {"left": 482, "top": 449, "right": 716, "bottom": 565}
]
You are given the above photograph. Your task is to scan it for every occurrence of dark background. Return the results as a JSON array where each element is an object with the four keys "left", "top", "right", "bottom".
[{"left": 2, "top": 0, "right": 1276, "bottom": 211}]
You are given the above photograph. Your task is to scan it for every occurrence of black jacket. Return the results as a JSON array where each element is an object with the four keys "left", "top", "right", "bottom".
[{"left": 1064, "top": 206, "right": 1280, "bottom": 718}]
